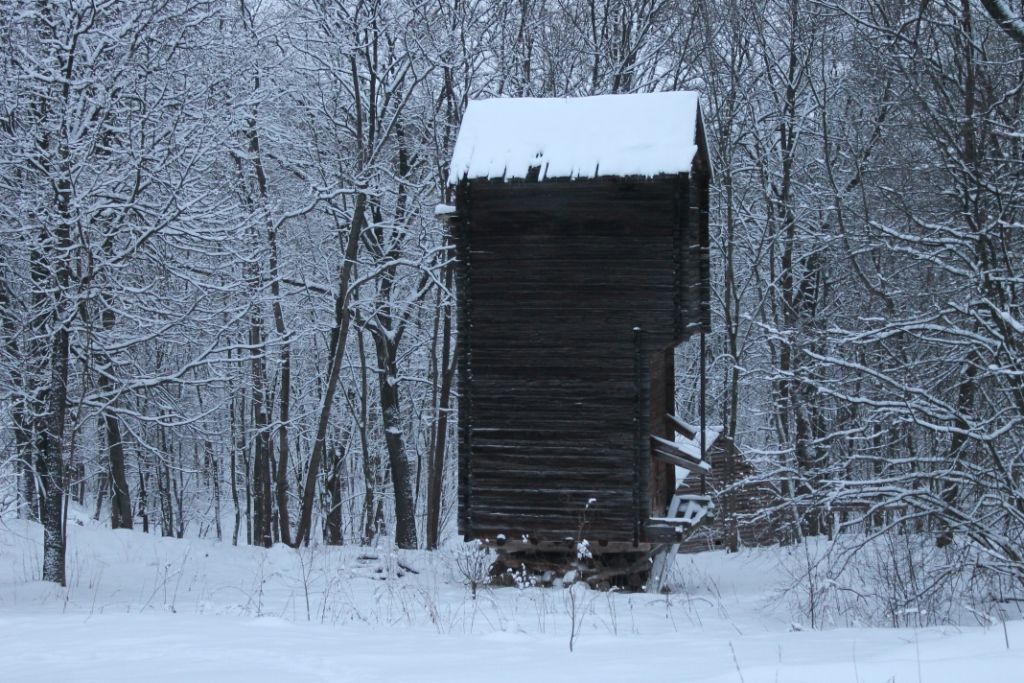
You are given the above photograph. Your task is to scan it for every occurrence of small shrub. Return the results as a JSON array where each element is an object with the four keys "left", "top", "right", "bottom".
[{"left": 452, "top": 539, "right": 492, "bottom": 599}]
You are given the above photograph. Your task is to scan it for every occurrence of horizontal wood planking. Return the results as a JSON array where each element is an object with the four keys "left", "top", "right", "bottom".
[{"left": 454, "top": 175, "right": 711, "bottom": 544}]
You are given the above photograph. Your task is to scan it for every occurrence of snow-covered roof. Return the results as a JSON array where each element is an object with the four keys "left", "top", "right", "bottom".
[{"left": 448, "top": 91, "right": 703, "bottom": 184}]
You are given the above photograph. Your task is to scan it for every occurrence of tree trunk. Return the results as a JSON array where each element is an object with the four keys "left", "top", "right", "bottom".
[
  {"left": 173, "top": 458, "right": 186, "bottom": 539},
  {"left": 38, "top": 410, "right": 67, "bottom": 586},
  {"left": 137, "top": 462, "right": 149, "bottom": 534},
  {"left": 96, "top": 289, "right": 132, "bottom": 529},
  {"left": 356, "top": 331, "right": 377, "bottom": 545},
  {"left": 248, "top": 310, "right": 274, "bottom": 549},
  {"left": 325, "top": 435, "right": 346, "bottom": 545},
  {"left": 229, "top": 365, "right": 242, "bottom": 546},
  {"left": 426, "top": 262, "right": 456, "bottom": 550},
  {"left": 293, "top": 192, "right": 366, "bottom": 547},
  {"left": 37, "top": 233, "right": 71, "bottom": 585},
  {"left": 206, "top": 439, "right": 223, "bottom": 541},
  {"left": 101, "top": 398, "right": 133, "bottom": 529},
  {"left": 156, "top": 424, "right": 174, "bottom": 537},
  {"left": 93, "top": 465, "right": 108, "bottom": 522},
  {"left": 158, "top": 461, "right": 174, "bottom": 538},
  {"left": 373, "top": 331, "right": 418, "bottom": 549},
  {"left": 242, "top": 96, "right": 293, "bottom": 547},
  {"left": 36, "top": 177, "right": 72, "bottom": 585}
]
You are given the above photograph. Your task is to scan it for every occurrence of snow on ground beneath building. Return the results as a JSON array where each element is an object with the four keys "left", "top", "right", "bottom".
[
  {"left": 448, "top": 91, "right": 701, "bottom": 183},
  {"left": 0, "top": 515, "right": 1021, "bottom": 682}
]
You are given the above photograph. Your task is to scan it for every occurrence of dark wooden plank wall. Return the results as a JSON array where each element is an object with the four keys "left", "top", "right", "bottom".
[
  {"left": 454, "top": 176, "right": 708, "bottom": 544},
  {"left": 677, "top": 439, "right": 778, "bottom": 553},
  {"left": 649, "top": 348, "right": 675, "bottom": 515}
]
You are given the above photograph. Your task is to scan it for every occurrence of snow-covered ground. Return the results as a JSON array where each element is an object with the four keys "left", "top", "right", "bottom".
[{"left": 1, "top": 514, "right": 1020, "bottom": 682}]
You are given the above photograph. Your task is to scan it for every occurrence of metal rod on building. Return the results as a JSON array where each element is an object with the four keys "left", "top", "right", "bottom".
[{"left": 699, "top": 329, "right": 707, "bottom": 496}]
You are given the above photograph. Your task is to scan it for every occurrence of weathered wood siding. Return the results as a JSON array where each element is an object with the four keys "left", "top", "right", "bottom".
[
  {"left": 454, "top": 175, "right": 709, "bottom": 544},
  {"left": 677, "top": 439, "right": 779, "bottom": 553},
  {"left": 649, "top": 347, "right": 675, "bottom": 516}
]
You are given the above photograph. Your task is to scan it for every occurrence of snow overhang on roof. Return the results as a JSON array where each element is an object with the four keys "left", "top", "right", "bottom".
[{"left": 447, "top": 91, "right": 702, "bottom": 184}]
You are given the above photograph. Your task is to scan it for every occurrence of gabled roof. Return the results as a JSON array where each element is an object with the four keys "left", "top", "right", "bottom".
[{"left": 448, "top": 91, "right": 704, "bottom": 184}]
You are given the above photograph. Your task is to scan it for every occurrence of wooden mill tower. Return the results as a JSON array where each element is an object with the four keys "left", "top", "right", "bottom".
[{"left": 443, "top": 92, "right": 713, "bottom": 588}]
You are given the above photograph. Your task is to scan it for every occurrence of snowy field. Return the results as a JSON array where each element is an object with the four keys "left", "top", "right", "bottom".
[{"left": 1, "top": 514, "right": 1021, "bottom": 683}]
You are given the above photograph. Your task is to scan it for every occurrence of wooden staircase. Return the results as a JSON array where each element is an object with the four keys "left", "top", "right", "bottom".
[
  {"left": 645, "top": 414, "right": 722, "bottom": 592},
  {"left": 646, "top": 493, "right": 714, "bottom": 592}
]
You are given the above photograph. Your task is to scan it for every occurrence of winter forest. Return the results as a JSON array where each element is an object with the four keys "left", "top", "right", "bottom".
[{"left": 1, "top": 0, "right": 1023, "bottom": 679}]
